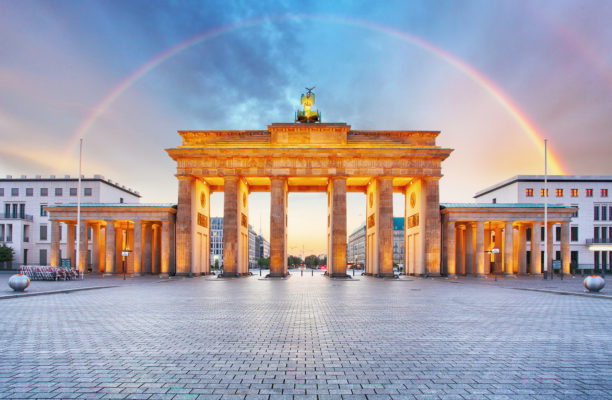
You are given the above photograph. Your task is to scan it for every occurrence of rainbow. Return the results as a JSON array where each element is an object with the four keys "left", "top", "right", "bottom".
[{"left": 67, "top": 14, "right": 566, "bottom": 174}]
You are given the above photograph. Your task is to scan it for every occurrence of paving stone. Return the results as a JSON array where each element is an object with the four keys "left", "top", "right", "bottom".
[{"left": 0, "top": 275, "right": 610, "bottom": 399}]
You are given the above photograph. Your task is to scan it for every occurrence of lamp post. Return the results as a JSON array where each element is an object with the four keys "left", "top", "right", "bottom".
[{"left": 121, "top": 249, "right": 131, "bottom": 280}]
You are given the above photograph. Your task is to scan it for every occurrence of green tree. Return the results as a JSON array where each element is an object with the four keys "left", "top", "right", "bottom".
[
  {"left": 287, "top": 255, "right": 302, "bottom": 267},
  {"left": 258, "top": 257, "right": 270, "bottom": 267},
  {"left": 0, "top": 244, "right": 14, "bottom": 268},
  {"left": 304, "top": 254, "right": 319, "bottom": 267}
]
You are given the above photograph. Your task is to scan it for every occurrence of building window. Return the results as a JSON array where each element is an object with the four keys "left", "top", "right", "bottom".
[
  {"left": 609, "top": 206, "right": 612, "bottom": 221},
  {"left": 120, "top": 197, "right": 124, "bottom": 203},
  {"left": 0, "top": 188, "right": 4, "bottom": 196},
  {"left": 11, "top": 188, "right": 18, "bottom": 196},
  {"left": 55, "top": 188, "right": 62, "bottom": 196},
  {"left": 525, "top": 188, "right": 533, "bottom": 197},
  {"left": 70, "top": 188, "right": 77, "bottom": 196},
  {"left": 603, "top": 206, "right": 608, "bottom": 221},
  {"left": 602, "top": 189, "right": 609, "bottom": 197},
  {"left": 555, "top": 226, "right": 561, "bottom": 242},
  {"left": 39, "top": 249, "right": 47, "bottom": 266},
  {"left": 40, "top": 188, "right": 48, "bottom": 196},
  {"left": 87, "top": 227, "right": 92, "bottom": 241},
  {"left": 84, "top": 188, "right": 92, "bottom": 196},
  {"left": 571, "top": 188, "right": 578, "bottom": 197},
  {"left": 586, "top": 189, "right": 593, "bottom": 197},
  {"left": 541, "top": 226, "right": 545, "bottom": 241},
  {"left": 26, "top": 188, "right": 33, "bottom": 197},
  {"left": 40, "top": 225, "right": 48, "bottom": 241},
  {"left": 40, "top": 205, "right": 47, "bottom": 217},
  {"left": 594, "top": 251, "right": 600, "bottom": 268},
  {"left": 540, "top": 189, "right": 549, "bottom": 197},
  {"left": 570, "top": 205, "right": 579, "bottom": 218},
  {"left": 571, "top": 226, "right": 578, "bottom": 242},
  {"left": 594, "top": 227, "right": 600, "bottom": 241},
  {"left": 594, "top": 206, "right": 600, "bottom": 221},
  {"left": 492, "top": 198, "right": 496, "bottom": 204},
  {"left": 555, "top": 189, "right": 563, "bottom": 197}
]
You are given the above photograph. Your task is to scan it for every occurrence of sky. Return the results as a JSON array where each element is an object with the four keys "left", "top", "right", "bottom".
[{"left": 1, "top": 1, "right": 611, "bottom": 256}]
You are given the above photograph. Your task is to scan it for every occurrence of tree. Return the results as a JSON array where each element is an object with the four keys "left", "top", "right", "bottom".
[
  {"left": 287, "top": 255, "right": 302, "bottom": 267},
  {"left": 304, "top": 255, "right": 319, "bottom": 267},
  {"left": 258, "top": 257, "right": 270, "bottom": 267},
  {"left": 320, "top": 255, "right": 327, "bottom": 266},
  {"left": 0, "top": 244, "right": 14, "bottom": 268}
]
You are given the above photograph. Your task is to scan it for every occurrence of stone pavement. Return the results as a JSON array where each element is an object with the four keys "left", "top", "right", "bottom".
[{"left": 0, "top": 273, "right": 611, "bottom": 399}]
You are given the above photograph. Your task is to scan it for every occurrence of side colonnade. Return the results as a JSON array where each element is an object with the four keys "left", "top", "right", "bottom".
[
  {"left": 46, "top": 204, "right": 176, "bottom": 276},
  {"left": 441, "top": 204, "right": 577, "bottom": 277}
]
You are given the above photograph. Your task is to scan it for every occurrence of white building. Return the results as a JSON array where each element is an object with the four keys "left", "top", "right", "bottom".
[
  {"left": 210, "top": 217, "right": 224, "bottom": 267},
  {"left": 0, "top": 174, "right": 140, "bottom": 268},
  {"left": 474, "top": 175, "right": 612, "bottom": 272},
  {"left": 347, "top": 218, "right": 405, "bottom": 267}
]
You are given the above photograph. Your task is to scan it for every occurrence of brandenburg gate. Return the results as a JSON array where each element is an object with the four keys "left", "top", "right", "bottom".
[{"left": 167, "top": 90, "right": 453, "bottom": 277}]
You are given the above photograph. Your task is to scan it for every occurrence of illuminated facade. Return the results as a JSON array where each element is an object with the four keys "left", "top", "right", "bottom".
[{"left": 167, "top": 120, "right": 452, "bottom": 277}]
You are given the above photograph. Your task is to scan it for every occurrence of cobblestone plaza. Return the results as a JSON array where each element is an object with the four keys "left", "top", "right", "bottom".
[{"left": 1, "top": 275, "right": 611, "bottom": 399}]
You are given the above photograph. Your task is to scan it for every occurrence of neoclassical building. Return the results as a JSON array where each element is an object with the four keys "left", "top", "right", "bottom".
[{"left": 167, "top": 121, "right": 452, "bottom": 277}]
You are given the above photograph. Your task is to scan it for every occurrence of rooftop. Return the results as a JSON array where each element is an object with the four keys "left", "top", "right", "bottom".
[
  {"left": 1, "top": 174, "right": 141, "bottom": 197},
  {"left": 474, "top": 175, "right": 612, "bottom": 198}
]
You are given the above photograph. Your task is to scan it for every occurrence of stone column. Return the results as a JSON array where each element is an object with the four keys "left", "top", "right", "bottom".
[
  {"left": 504, "top": 222, "right": 514, "bottom": 275},
  {"left": 456, "top": 226, "right": 465, "bottom": 275},
  {"left": 465, "top": 223, "right": 474, "bottom": 275},
  {"left": 546, "top": 223, "right": 554, "bottom": 277},
  {"left": 517, "top": 225, "right": 527, "bottom": 275},
  {"left": 475, "top": 221, "right": 485, "bottom": 277},
  {"left": 66, "top": 222, "right": 75, "bottom": 268},
  {"left": 144, "top": 223, "right": 152, "bottom": 274},
  {"left": 328, "top": 177, "right": 348, "bottom": 277},
  {"left": 175, "top": 175, "right": 194, "bottom": 276},
  {"left": 561, "top": 221, "right": 571, "bottom": 275},
  {"left": 92, "top": 224, "right": 100, "bottom": 273},
  {"left": 104, "top": 221, "right": 115, "bottom": 275},
  {"left": 78, "top": 222, "right": 88, "bottom": 274},
  {"left": 378, "top": 178, "right": 394, "bottom": 277},
  {"left": 50, "top": 221, "right": 60, "bottom": 267},
  {"left": 446, "top": 222, "right": 456, "bottom": 276},
  {"left": 424, "top": 177, "right": 441, "bottom": 276},
  {"left": 494, "top": 227, "right": 503, "bottom": 275},
  {"left": 152, "top": 224, "right": 160, "bottom": 275},
  {"left": 161, "top": 220, "right": 171, "bottom": 277},
  {"left": 531, "top": 222, "right": 542, "bottom": 275},
  {"left": 270, "top": 177, "right": 288, "bottom": 277},
  {"left": 133, "top": 221, "right": 143, "bottom": 276},
  {"left": 484, "top": 225, "right": 491, "bottom": 274},
  {"left": 222, "top": 177, "right": 240, "bottom": 276}
]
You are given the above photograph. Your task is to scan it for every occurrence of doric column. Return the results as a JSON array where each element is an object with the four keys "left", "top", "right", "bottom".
[
  {"left": 456, "top": 225, "right": 465, "bottom": 275},
  {"left": 222, "top": 176, "right": 249, "bottom": 276},
  {"left": 475, "top": 221, "right": 485, "bottom": 277},
  {"left": 175, "top": 175, "right": 194, "bottom": 276},
  {"left": 517, "top": 225, "right": 527, "bottom": 275},
  {"left": 328, "top": 177, "right": 348, "bottom": 277},
  {"left": 446, "top": 222, "right": 456, "bottom": 276},
  {"left": 50, "top": 221, "right": 60, "bottom": 267},
  {"left": 423, "top": 177, "right": 441, "bottom": 276},
  {"left": 78, "top": 222, "right": 88, "bottom": 274},
  {"left": 378, "top": 178, "right": 394, "bottom": 276},
  {"left": 92, "top": 223, "right": 100, "bottom": 273},
  {"left": 504, "top": 221, "right": 514, "bottom": 275},
  {"left": 144, "top": 223, "right": 152, "bottom": 274},
  {"left": 132, "top": 221, "right": 143, "bottom": 276},
  {"left": 546, "top": 223, "right": 554, "bottom": 278},
  {"left": 484, "top": 224, "right": 491, "bottom": 274},
  {"left": 152, "top": 224, "right": 160, "bottom": 275},
  {"left": 561, "top": 222, "right": 571, "bottom": 275},
  {"left": 270, "top": 177, "right": 288, "bottom": 277},
  {"left": 66, "top": 222, "right": 75, "bottom": 268},
  {"left": 161, "top": 220, "right": 171, "bottom": 277},
  {"left": 104, "top": 221, "right": 115, "bottom": 274},
  {"left": 494, "top": 227, "right": 503, "bottom": 275},
  {"left": 465, "top": 223, "right": 474, "bottom": 275},
  {"left": 531, "top": 222, "right": 542, "bottom": 275}
]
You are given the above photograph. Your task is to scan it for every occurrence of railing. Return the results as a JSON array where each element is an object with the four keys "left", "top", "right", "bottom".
[
  {"left": 0, "top": 213, "right": 34, "bottom": 221},
  {"left": 586, "top": 238, "right": 612, "bottom": 244}
]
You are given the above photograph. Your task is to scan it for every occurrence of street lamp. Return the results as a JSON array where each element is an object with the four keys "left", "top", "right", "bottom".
[{"left": 121, "top": 249, "right": 131, "bottom": 280}]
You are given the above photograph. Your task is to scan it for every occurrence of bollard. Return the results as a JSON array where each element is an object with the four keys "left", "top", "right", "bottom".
[
  {"left": 301, "top": 269, "right": 303, "bottom": 277},
  {"left": 311, "top": 268, "right": 313, "bottom": 277},
  {"left": 352, "top": 268, "right": 355, "bottom": 277}
]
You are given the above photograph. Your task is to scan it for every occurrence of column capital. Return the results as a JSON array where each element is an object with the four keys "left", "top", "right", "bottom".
[{"left": 176, "top": 174, "right": 194, "bottom": 181}]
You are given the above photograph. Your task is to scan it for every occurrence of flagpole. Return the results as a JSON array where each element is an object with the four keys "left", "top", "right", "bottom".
[
  {"left": 543, "top": 139, "right": 548, "bottom": 280},
  {"left": 76, "top": 138, "right": 83, "bottom": 280}
]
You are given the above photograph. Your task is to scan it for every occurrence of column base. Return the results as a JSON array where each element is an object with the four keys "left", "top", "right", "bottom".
[
  {"left": 376, "top": 273, "right": 398, "bottom": 278},
  {"left": 328, "top": 273, "right": 351, "bottom": 279},
  {"left": 158, "top": 273, "right": 169, "bottom": 278},
  {"left": 530, "top": 273, "right": 544, "bottom": 278},
  {"left": 474, "top": 274, "right": 488, "bottom": 279},
  {"left": 131, "top": 273, "right": 142, "bottom": 277},
  {"left": 503, "top": 273, "right": 517, "bottom": 278},
  {"left": 265, "top": 273, "right": 290, "bottom": 279},
  {"left": 446, "top": 274, "right": 458, "bottom": 279},
  {"left": 217, "top": 272, "right": 252, "bottom": 278},
  {"left": 103, "top": 273, "right": 114, "bottom": 277}
]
